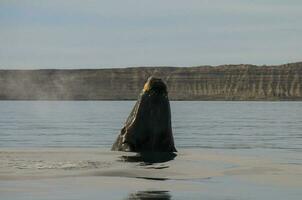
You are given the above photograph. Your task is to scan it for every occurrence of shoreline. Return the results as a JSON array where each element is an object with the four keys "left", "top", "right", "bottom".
[{"left": 1, "top": 62, "right": 301, "bottom": 101}]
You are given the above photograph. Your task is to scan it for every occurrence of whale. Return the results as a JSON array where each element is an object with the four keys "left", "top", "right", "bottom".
[{"left": 111, "top": 77, "right": 177, "bottom": 152}]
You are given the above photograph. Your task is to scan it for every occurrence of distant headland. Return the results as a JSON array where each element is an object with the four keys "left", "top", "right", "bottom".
[{"left": 0, "top": 62, "right": 301, "bottom": 100}]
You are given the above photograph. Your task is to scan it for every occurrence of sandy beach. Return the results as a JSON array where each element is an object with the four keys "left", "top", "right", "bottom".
[{"left": 1, "top": 148, "right": 301, "bottom": 199}]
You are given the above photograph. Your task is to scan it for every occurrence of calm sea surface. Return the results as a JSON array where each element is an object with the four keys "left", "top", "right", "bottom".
[
  {"left": 1, "top": 101, "right": 302, "bottom": 200},
  {"left": 0, "top": 101, "right": 301, "bottom": 152}
]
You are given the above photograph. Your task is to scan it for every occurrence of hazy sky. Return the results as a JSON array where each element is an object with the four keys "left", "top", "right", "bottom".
[{"left": 0, "top": 0, "right": 301, "bottom": 69}]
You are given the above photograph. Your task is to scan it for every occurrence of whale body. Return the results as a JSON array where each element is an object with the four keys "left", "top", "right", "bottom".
[{"left": 111, "top": 77, "right": 177, "bottom": 152}]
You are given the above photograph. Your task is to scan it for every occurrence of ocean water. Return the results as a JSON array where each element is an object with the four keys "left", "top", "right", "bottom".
[
  {"left": 1, "top": 101, "right": 302, "bottom": 200},
  {"left": 0, "top": 101, "right": 301, "bottom": 151}
]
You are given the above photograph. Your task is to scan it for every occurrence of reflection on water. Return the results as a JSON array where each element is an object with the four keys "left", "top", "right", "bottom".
[
  {"left": 126, "top": 190, "right": 171, "bottom": 200},
  {"left": 120, "top": 152, "right": 177, "bottom": 165}
]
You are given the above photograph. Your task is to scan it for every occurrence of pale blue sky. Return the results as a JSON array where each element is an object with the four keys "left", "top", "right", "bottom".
[{"left": 0, "top": 0, "right": 301, "bottom": 69}]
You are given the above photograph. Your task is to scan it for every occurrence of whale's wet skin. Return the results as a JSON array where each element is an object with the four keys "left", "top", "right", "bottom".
[{"left": 112, "top": 77, "right": 177, "bottom": 152}]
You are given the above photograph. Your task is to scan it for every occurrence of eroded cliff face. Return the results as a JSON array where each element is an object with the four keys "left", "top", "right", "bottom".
[{"left": 0, "top": 62, "right": 301, "bottom": 100}]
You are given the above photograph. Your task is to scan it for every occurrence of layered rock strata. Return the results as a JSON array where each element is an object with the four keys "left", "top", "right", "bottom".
[{"left": 0, "top": 62, "right": 301, "bottom": 100}]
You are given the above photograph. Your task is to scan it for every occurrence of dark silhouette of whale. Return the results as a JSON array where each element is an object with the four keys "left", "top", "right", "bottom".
[{"left": 112, "top": 77, "right": 177, "bottom": 152}]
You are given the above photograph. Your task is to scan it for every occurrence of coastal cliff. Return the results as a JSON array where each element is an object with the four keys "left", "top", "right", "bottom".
[{"left": 0, "top": 62, "right": 301, "bottom": 100}]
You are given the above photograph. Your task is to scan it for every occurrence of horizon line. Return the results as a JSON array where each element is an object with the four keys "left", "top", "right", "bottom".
[{"left": 0, "top": 61, "right": 301, "bottom": 71}]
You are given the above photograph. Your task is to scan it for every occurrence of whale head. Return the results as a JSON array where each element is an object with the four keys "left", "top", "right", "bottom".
[{"left": 112, "top": 76, "right": 177, "bottom": 152}]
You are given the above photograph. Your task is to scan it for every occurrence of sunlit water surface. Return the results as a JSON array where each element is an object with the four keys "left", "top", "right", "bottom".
[
  {"left": 0, "top": 101, "right": 301, "bottom": 151},
  {"left": 0, "top": 101, "right": 301, "bottom": 200}
]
